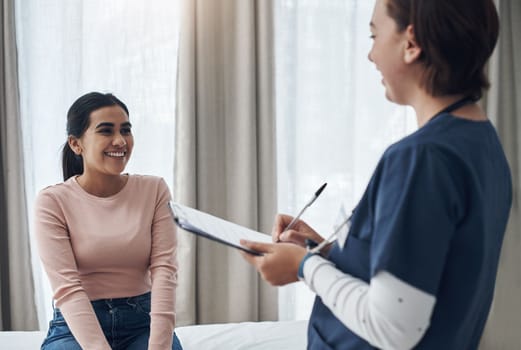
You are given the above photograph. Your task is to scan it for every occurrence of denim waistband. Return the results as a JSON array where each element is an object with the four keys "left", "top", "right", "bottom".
[
  {"left": 91, "top": 291, "right": 151, "bottom": 307},
  {"left": 53, "top": 291, "right": 151, "bottom": 312}
]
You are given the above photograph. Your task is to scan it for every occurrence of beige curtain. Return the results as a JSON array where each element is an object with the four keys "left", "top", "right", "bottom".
[
  {"left": 174, "top": 0, "right": 278, "bottom": 326},
  {"left": 480, "top": 0, "right": 521, "bottom": 348},
  {"left": 0, "top": 0, "right": 38, "bottom": 331}
]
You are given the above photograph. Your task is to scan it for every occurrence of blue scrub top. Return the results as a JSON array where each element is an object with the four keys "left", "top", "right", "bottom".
[{"left": 307, "top": 113, "right": 512, "bottom": 349}]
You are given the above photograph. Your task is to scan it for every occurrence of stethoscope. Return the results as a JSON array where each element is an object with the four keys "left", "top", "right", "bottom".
[{"left": 428, "top": 95, "right": 475, "bottom": 121}]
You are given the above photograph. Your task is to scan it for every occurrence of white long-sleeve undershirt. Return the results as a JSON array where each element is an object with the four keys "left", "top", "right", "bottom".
[{"left": 302, "top": 255, "right": 436, "bottom": 350}]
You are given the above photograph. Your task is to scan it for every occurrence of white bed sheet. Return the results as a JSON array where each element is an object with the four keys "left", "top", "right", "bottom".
[
  {"left": 177, "top": 320, "right": 307, "bottom": 349},
  {"left": 0, "top": 320, "right": 308, "bottom": 349}
]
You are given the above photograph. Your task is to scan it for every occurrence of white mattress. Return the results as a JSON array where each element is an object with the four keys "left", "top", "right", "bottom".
[{"left": 0, "top": 320, "right": 308, "bottom": 349}]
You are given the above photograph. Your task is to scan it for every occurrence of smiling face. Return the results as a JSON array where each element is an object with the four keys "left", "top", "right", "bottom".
[
  {"left": 69, "top": 105, "right": 133, "bottom": 179},
  {"left": 368, "top": 0, "right": 422, "bottom": 105}
]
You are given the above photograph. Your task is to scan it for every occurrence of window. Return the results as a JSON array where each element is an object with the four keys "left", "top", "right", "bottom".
[
  {"left": 274, "top": 0, "right": 416, "bottom": 320},
  {"left": 15, "top": 0, "right": 179, "bottom": 328}
]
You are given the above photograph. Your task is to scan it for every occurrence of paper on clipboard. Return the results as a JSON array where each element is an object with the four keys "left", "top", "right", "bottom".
[{"left": 168, "top": 201, "right": 272, "bottom": 256}]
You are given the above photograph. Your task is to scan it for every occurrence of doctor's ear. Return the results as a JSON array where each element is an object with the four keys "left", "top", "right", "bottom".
[
  {"left": 403, "top": 24, "right": 422, "bottom": 64},
  {"left": 68, "top": 135, "right": 82, "bottom": 155}
]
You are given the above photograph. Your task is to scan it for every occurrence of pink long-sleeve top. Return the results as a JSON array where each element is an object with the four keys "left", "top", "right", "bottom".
[{"left": 34, "top": 174, "right": 178, "bottom": 349}]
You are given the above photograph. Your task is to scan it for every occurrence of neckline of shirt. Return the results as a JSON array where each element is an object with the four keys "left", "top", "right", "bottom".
[
  {"left": 69, "top": 174, "right": 133, "bottom": 201},
  {"left": 425, "top": 112, "right": 491, "bottom": 127}
]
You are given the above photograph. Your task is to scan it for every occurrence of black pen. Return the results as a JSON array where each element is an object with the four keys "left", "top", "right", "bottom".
[{"left": 278, "top": 183, "right": 327, "bottom": 241}]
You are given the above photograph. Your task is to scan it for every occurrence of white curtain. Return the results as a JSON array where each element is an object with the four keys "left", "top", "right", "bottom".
[
  {"left": 274, "top": 0, "right": 416, "bottom": 321},
  {"left": 14, "top": 0, "right": 180, "bottom": 329}
]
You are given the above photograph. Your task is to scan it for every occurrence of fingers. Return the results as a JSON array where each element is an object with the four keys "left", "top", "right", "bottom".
[
  {"left": 240, "top": 240, "right": 274, "bottom": 254},
  {"left": 270, "top": 213, "right": 323, "bottom": 248},
  {"left": 279, "top": 229, "right": 308, "bottom": 246},
  {"left": 253, "top": 243, "right": 306, "bottom": 286},
  {"left": 271, "top": 214, "right": 293, "bottom": 242},
  {"left": 240, "top": 240, "right": 274, "bottom": 268}
]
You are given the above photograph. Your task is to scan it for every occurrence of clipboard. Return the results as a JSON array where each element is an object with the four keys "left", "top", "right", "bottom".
[{"left": 168, "top": 201, "right": 272, "bottom": 256}]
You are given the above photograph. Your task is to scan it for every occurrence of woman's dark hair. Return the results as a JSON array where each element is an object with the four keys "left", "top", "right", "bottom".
[
  {"left": 386, "top": 0, "right": 499, "bottom": 100},
  {"left": 62, "top": 92, "right": 129, "bottom": 181}
]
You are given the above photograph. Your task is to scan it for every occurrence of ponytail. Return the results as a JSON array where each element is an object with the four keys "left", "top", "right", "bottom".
[{"left": 62, "top": 142, "right": 83, "bottom": 181}]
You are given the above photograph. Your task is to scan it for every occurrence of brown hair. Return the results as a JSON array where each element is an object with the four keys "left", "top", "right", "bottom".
[{"left": 386, "top": 0, "right": 499, "bottom": 100}]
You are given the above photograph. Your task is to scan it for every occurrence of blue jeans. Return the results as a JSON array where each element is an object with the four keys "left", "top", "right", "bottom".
[{"left": 41, "top": 292, "right": 182, "bottom": 350}]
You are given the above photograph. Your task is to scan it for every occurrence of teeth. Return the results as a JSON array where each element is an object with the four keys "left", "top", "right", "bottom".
[{"left": 105, "top": 151, "right": 125, "bottom": 157}]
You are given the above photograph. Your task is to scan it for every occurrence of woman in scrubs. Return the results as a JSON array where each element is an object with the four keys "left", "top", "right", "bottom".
[{"left": 241, "top": 0, "right": 512, "bottom": 349}]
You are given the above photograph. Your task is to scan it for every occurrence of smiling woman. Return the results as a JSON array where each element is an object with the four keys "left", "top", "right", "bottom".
[
  {"left": 247, "top": 0, "right": 512, "bottom": 349},
  {"left": 33, "top": 92, "right": 183, "bottom": 349},
  {"left": 65, "top": 98, "right": 134, "bottom": 197},
  {"left": 13, "top": 0, "right": 180, "bottom": 329}
]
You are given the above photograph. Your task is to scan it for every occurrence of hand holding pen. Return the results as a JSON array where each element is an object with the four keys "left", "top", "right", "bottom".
[{"left": 274, "top": 183, "right": 327, "bottom": 244}]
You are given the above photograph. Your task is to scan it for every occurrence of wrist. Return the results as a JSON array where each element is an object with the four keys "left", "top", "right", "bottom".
[{"left": 297, "top": 251, "right": 318, "bottom": 280}]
